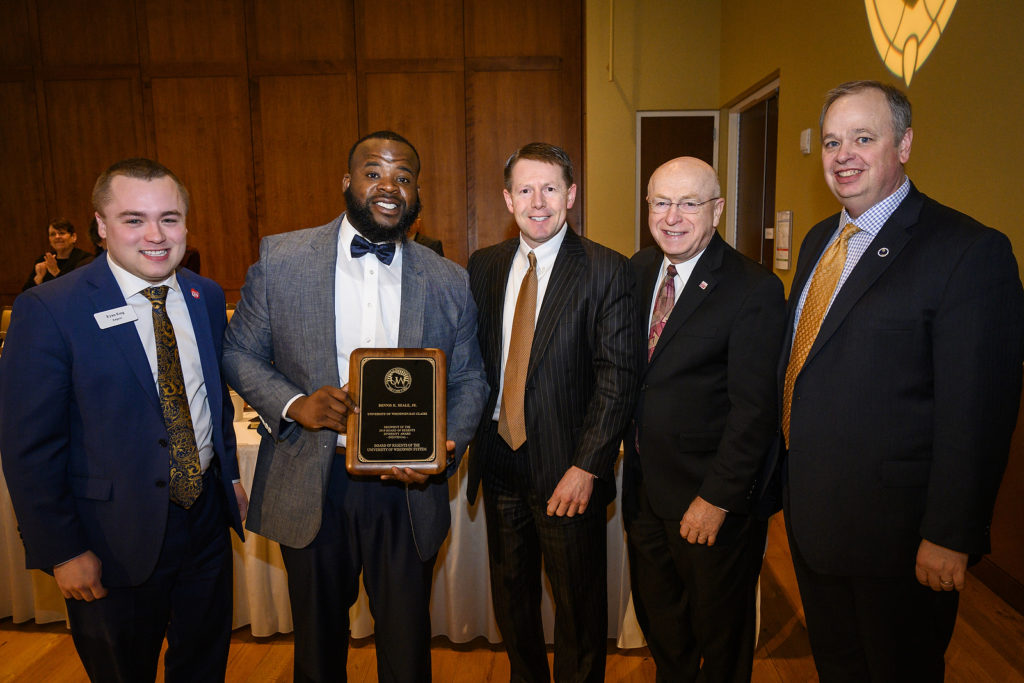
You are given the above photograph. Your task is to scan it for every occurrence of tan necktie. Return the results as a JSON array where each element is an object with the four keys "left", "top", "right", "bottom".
[
  {"left": 143, "top": 286, "right": 203, "bottom": 508},
  {"left": 782, "top": 222, "right": 861, "bottom": 445},
  {"left": 498, "top": 251, "right": 538, "bottom": 450},
  {"left": 648, "top": 264, "right": 677, "bottom": 360}
]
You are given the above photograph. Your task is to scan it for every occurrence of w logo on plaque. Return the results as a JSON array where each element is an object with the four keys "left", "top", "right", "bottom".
[
  {"left": 865, "top": 0, "right": 958, "bottom": 86},
  {"left": 384, "top": 367, "right": 412, "bottom": 393},
  {"left": 346, "top": 348, "right": 447, "bottom": 475}
]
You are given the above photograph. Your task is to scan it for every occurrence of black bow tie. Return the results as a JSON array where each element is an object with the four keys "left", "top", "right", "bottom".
[{"left": 351, "top": 234, "right": 396, "bottom": 265}]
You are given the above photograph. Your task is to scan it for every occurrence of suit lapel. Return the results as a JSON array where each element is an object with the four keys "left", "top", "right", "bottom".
[
  {"left": 485, "top": 241, "right": 517, "bottom": 372},
  {"left": 804, "top": 188, "right": 923, "bottom": 366},
  {"left": 178, "top": 270, "right": 222, "bottom": 426},
  {"left": 648, "top": 233, "right": 723, "bottom": 366},
  {"left": 637, "top": 252, "right": 661, "bottom": 370},
  {"left": 307, "top": 219, "right": 342, "bottom": 385},
  {"left": 86, "top": 259, "right": 160, "bottom": 411},
  {"left": 529, "top": 229, "right": 585, "bottom": 377},
  {"left": 398, "top": 243, "right": 425, "bottom": 347},
  {"left": 778, "top": 215, "right": 837, "bottom": 382}
]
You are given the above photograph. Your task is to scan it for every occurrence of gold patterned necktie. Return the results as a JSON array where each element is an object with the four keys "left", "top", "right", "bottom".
[
  {"left": 782, "top": 222, "right": 861, "bottom": 445},
  {"left": 498, "top": 251, "right": 538, "bottom": 450},
  {"left": 648, "top": 264, "right": 677, "bottom": 360},
  {"left": 142, "top": 286, "right": 203, "bottom": 508}
]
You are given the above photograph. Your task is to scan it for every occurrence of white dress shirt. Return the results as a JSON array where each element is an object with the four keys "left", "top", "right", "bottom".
[
  {"left": 107, "top": 258, "right": 214, "bottom": 471},
  {"left": 283, "top": 215, "right": 403, "bottom": 446},
  {"left": 492, "top": 223, "right": 568, "bottom": 421}
]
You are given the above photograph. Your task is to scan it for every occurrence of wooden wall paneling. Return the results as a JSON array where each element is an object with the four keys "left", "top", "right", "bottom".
[
  {"left": 464, "top": 0, "right": 577, "bottom": 59},
  {"left": 247, "top": 0, "right": 355, "bottom": 67},
  {"left": 0, "top": 0, "right": 33, "bottom": 67},
  {"left": 466, "top": 69, "right": 582, "bottom": 251},
  {"left": 150, "top": 76, "right": 256, "bottom": 293},
  {"left": 35, "top": 0, "right": 139, "bottom": 67},
  {"left": 363, "top": 71, "right": 468, "bottom": 264},
  {"left": 42, "top": 77, "right": 147, "bottom": 231},
  {"left": 354, "top": 0, "right": 463, "bottom": 62},
  {"left": 142, "top": 0, "right": 246, "bottom": 69},
  {"left": 254, "top": 73, "right": 358, "bottom": 238},
  {"left": 0, "top": 79, "right": 50, "bottom": 301}
]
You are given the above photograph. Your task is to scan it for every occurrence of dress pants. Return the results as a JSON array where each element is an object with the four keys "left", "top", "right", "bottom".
[
  {"left": 624, "top": 481, "right": 764, "bottom": 683},
  {"left": 65, "top": 468, "right": 233, "bottom": 683},
  {"left": 481, "top": 430, "right": 607, "bottom": 683},
  {"left": 786, "top": 518, "right": 959, "bottom": 683},
  {"left": 280, "top": 452, "right": 436, "bottom": 683}
]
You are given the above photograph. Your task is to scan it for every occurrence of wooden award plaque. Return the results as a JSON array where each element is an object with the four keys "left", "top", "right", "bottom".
[{"left": 346, "top": 348, "right": 447, "bottom": 475}]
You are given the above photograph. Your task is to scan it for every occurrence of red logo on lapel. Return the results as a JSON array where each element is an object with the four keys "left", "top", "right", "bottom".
[
  {"left": 699, "top": 281, "right": 708, "bottom": 290},
  {"left": 191, "top": 288, "right": 200, "bottom": 299}
]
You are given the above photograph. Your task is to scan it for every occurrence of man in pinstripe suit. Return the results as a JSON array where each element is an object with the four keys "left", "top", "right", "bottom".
[{"left": 467, "top": 142, "right": 638, "bottom": 682}]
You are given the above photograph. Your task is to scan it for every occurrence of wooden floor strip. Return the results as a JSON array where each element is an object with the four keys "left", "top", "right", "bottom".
[{"left": 1, "top": 513, "right": 1021, "bottom": 681}]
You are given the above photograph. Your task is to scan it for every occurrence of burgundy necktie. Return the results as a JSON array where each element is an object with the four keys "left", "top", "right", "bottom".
[{"left": 648, "top": 265, "right": 677, "bottom": 360}]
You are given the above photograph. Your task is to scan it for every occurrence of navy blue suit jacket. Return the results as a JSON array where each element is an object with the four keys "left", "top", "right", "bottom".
[{"left": 0, "top": 255, "right": 243, "bottom": 587}]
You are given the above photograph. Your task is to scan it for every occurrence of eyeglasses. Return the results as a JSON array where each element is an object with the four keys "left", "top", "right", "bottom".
[{"left": 646, "top": 197, "right": 720, "bottom": 214}]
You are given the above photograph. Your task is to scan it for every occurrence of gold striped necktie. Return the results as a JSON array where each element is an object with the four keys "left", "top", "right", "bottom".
[
  {"left": 142, "top": 286, "right": 203, "bottom": 508},
  {"left": 782, "top": 222, "right": 860, "bottom": 446}
]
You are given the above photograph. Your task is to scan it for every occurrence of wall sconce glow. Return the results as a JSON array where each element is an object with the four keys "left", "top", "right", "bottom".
[{"left": 864, "top": 0, "right": 958, "bottom": 86}]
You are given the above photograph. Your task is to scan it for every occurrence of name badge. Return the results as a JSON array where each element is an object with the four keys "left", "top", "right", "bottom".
[{"left": 94, "top": 305, "right": 138, "bottom": 329}]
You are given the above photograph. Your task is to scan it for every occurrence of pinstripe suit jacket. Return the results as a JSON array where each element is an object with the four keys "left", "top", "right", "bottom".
[
  {"left": 466, "top": 228, "right": 638, "bottom": 505},
  {"left": 222, "top": 215, "right": 488, "bottom": 560}
]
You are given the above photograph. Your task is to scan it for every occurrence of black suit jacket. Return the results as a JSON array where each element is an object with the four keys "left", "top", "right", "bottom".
[
  {"left": 466, "top": 228, "right": 638, "bottom": 504},
  {"left": 624, "top": 233, "right": 785, "bottom": 529},
  {"left": 766, "top": 184, "right": 1024, "bottom": 576}
]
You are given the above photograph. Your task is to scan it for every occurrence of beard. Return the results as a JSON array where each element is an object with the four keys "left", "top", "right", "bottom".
[{"left": 343, "top": 187, "right": 422, "bottom": 244}]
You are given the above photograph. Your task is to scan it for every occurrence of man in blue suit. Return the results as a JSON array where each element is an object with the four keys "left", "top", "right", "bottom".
[
  {"left": 0, "top": 158, "right": 246, "bottom": 682},
  {"left": 223, "top": 131, "right": 488, "bottom": 682}
]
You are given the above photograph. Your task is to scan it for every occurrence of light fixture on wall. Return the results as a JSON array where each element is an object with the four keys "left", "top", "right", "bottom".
[{"left": 864, "top": 0, "right": 958, "bottom": 86}]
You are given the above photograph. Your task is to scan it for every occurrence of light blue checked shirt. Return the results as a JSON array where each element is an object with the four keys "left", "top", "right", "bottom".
[{"left": 792, "top": 177, "right": 911, "bottom": 336}]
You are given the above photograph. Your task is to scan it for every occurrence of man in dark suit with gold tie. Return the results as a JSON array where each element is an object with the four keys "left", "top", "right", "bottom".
[
  {"left": 762, "top": 80, "right": 1024, "bottom": 682},
  {"left": 0, "top": 158, "right": 246, "bottom": 681},
  {"left": 467, "top": 142, "right": 637, "bottom": 682}
]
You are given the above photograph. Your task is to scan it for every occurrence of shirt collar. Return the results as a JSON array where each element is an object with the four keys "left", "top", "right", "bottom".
[
  {"left": 106, "top": 255, "right": 180, "bottom": 300},
  {"left": 517, "top": 222, "right": 568, "bottom": 269},
  {"left": 839, "top": 176, "right": 911, "bottom": 237}
]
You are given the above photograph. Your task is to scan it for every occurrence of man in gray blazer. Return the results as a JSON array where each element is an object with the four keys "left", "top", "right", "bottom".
[{"left": 223, "top": 131, "right": 488, "bottom": 682}]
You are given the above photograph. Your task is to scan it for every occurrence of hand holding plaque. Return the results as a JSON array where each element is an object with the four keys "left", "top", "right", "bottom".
[{"left": 346, "top": 348, "right": 447, "bottom": 476}]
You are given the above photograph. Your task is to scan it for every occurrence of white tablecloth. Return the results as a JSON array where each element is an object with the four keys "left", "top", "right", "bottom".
[{"left": 1, "top": 423, "right": 643, "bottom": 645}]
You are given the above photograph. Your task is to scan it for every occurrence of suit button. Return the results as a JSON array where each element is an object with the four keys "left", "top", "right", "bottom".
[
  {"left": 155, "top": 480, "right": 166, "bottom": 488},
  {"left": 159, "top": 438, "right": 168, "bottom": 447}
]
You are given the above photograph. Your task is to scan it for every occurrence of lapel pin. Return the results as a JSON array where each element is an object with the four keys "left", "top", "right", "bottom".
[
  {"left": 191, "top": 288, "right": 200, "bottom": 299},
  {"left": 877, "top": 247, "right": 890, "bottom": 258},
  {"left": 699, "top": 281, "right": 708, "bottom": 290}
]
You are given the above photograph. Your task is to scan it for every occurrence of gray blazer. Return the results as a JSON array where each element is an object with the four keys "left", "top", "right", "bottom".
[{"left": 223, "top": 215, "right": 488, "bottom": 560}]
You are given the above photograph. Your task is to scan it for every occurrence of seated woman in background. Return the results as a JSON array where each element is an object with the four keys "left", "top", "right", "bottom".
[{"left": 22, "top": 219, "right": 91, "bottom": 290}]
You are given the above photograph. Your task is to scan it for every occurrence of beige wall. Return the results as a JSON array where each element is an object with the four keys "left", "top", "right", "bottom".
[
  {"left": 720, "top": 0, "right": 1024, "bottom": 291},
  {"left": 585, "top": 0, "right": 721, "bottom": 256},
  {"left": 587, "top": 1, "right": 1024, "bottom": 292}
]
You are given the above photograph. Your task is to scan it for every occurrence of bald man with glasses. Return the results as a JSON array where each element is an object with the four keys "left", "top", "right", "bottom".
[{"left": 624, "top": 156, "right": 785, "bottom": 682}]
